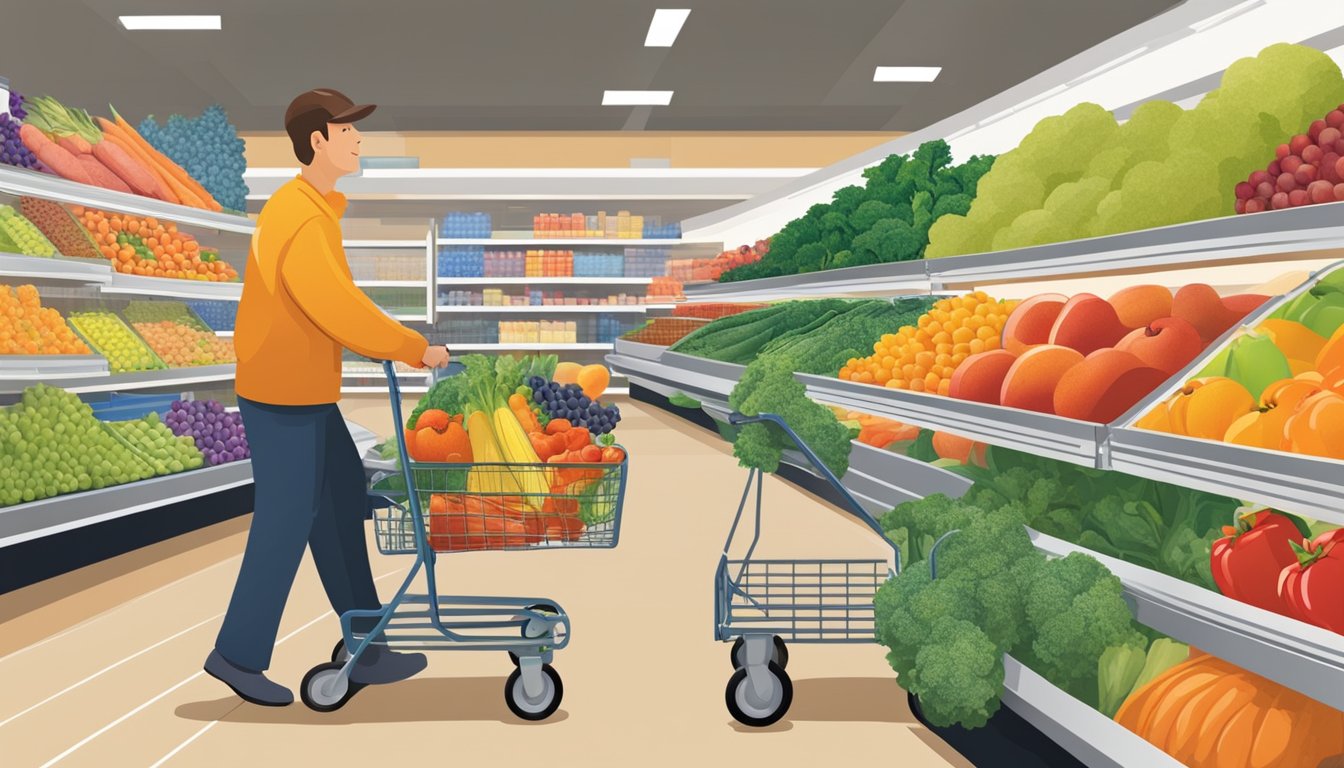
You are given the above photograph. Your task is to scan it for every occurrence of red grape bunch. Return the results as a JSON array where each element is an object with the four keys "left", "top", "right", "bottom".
[{"left": 1237, "top": 106, "right": 1344, "bottom": 214}]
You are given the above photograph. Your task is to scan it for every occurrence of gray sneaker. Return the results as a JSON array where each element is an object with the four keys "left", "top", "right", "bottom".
[
  {"left": 348, "top": 643, "right": 427, "bottom": 685},
  {"left": 204, "top": 650, "right": 294, "bottom": 706}
]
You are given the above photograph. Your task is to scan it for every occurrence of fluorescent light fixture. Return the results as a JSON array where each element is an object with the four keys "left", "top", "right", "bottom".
[
  {"left": 645, "top": 9, "right": 690, "bottom": 47},
  {"left": 1189, "top": 0, "right": 1262, "bottom": 32},
  {"left": 602, "top": 90, "right": 673, "bottom": 106},
  {"left": 119, "top": 15, "right": 221, "bottom": 30},
  {"left": 873, "top": 66, "right": 942, "bottom": 83}
]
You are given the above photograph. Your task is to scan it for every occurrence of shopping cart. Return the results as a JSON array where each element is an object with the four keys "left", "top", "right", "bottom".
[
  {"left": 715, "top": 412, "right": 902, "bottom": 727},
  {"left": 300, "top": 360, "right": 628, "bottom": 719}
]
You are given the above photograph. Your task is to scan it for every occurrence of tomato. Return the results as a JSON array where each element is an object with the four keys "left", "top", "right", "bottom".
[
  {"left": 601, "top": 446, "right": 626, "bottom": 464},
  {"left": 1278, "top": 529, "right": 1344, "bottom": 632},
  {"left": 1210, "top": 509, "right": 1300, "bottom": 614},
  {"left": 579, "top": 444, "right": 602, "bottom": 463}
]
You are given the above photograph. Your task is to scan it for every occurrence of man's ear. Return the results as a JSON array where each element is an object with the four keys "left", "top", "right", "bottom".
[{"left": 310, "top": 130, "right": 325, "bottom": 157}]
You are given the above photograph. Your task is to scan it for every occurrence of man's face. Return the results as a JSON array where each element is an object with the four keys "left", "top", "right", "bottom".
[{"left": 313, "top": 121, "right": 362, "bottom": 174}]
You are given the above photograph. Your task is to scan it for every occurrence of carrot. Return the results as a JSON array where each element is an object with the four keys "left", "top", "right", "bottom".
[
  {"left": 105, "top": 118, "right": 204, "bottom": 208},
  {"left": 110, "top": 107, "right": 221, "bottom": 211},
  {"left": 95, "top": 121, "right": 177, "bottom": 203},
  {"left": 57, "top": 134, "right": 93, "bottom": 156},
  {"left": 75, "top": 155, "right": 132, "bottom": 193},
  {"left": 92, "top": 140, "right": 162, "bottom": 199},
  {"left": 18, "top": 124, "right": 93, "bottom": 185}
]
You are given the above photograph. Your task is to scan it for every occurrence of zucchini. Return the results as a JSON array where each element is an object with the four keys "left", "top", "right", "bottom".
[{"left": 711, "top": 324, "right": 781, "bottom": 363}]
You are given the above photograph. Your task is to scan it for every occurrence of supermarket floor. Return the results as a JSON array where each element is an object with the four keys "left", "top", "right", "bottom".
[{"left": 0, "top": 399, "right": 970, "bottom": 768}]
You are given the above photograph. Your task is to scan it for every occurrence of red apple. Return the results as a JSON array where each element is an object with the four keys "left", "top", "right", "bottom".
[
  {"left": 1310, "top": 179, "right": 1336, "bottom": 205},
  {"left": 1303, "top": 144, "right": 1325, "bottom": 165},
  {"left": 1296, "top": 164, "right": 1319, "bottom": 185},
  {"left": 1290, "top": 134, "right": 1313, "bottom": 155},
  {"left": 1115, "top": 316, "right": 1205, "bottom": 375},
  {"left": 1275, "top": 143, "right": 1291, "bottom": 159},
  {"left": 1282, "top": 156, "right": 1303, "bottom": 175},
  {"left": 1235, "top": 182, "right": 1255, "bottom": 200},
  {"left": 1257, "top": 181, "right": 1276, "bottom": 199},
  {"left": 1245, "top": 198, "right": 1266, "bottom": 214},
  {"left": 1329, "top": 110, "right": 1344, "bottom": 129},
  {"left": 1269, "top": 160, "right": 1282, "bottom": 177},
  {"left": 1278, "top": 173, "right": 1298, "bottom": 193},
  {"left": 1289, "top": 189, "right": 1310, "bottom": 207},
  {"left": 1272, "top": 192, "right": 1290, "bottom": 209},
  {"left": 1309, "top": 120, "right": 1327, "bottom": 141}
]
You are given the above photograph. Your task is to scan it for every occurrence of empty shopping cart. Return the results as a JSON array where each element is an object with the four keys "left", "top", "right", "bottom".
[
  {"left": 714, "top": 412, "right": 901, "bottom": 727},
  {"left": 300, "top": 360, "right": 628, "bottom": 720}
]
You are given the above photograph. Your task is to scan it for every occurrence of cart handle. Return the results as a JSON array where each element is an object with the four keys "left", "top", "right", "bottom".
[{"left": 728, "top": 411, "right": 901, "bottom": 571}]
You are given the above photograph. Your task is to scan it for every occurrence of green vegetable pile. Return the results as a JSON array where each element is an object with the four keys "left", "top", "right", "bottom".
[
  {"left": 669, "top": 299, "right": 853, "bottom": 364},
  {"left": 405, "top": 354, "right": 556, "bottom": 430},
  {"left": 720, "top": 140, "right": 995, "bottom": 281},
  {"left": 927, "top": 44, "right": 1344, "bottom": 257},
  {"left": 874, "top": 500, "right": 1188, "bottom": 728},
  {"left": 709, "top": 298, "right": 934, "bottom": 477}
]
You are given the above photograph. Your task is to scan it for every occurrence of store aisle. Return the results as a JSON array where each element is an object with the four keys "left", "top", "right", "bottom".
[{"left": 0, "top": 401, "right": 970, "bottom": 768}]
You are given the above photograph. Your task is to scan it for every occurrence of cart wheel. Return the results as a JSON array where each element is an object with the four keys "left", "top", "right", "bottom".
[
  {"left": 730, "top": 636, "right": 789, "bottom": 670},
  {"left": 331, "top": 639, "right": 351, "bottom": 664},
  {"left": 504, "top": 663, "right": 563, "bottom": 721},
  {"left": 300, "top": 662, "right": 362, "bottom": 712},
  {"left": 725, "top": 661, "right": 792, "bottom": 727},
  {"left": 522, "top": 603, "right": 559, "bottom": 639},
  {"left": 508, "top": 652, "right": 520, "bottom": 667}
]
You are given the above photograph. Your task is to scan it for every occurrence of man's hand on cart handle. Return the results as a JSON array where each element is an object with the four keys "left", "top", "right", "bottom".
[{"left": 421, "top": 345, "right": 451, "bottom": 369}]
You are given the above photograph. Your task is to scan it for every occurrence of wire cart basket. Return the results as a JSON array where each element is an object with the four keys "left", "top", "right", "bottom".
[
  {"left": 715, "top": 412, "right": 901, "bottom": 727},
  {"left": 300, "top": 360, "right": 628, "bottom": 720}
]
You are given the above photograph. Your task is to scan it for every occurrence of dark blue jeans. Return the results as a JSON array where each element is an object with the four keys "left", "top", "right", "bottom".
[{"left": 215, "top": 397, "right": 381, "bottom": 671}]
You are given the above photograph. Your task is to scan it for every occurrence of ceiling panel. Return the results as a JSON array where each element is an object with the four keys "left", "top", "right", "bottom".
[{"left": 3, "top": 0, "right": 1181, "bottom": 133}]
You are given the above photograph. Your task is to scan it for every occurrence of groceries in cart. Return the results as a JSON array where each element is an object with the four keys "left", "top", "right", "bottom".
[{"left": 369, "top": 354, "right": 627, "bottom": 553}]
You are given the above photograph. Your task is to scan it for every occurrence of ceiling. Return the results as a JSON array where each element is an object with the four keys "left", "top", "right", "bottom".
[{"left": 6, "top": 0, "right": 1181, "bottom": 133}]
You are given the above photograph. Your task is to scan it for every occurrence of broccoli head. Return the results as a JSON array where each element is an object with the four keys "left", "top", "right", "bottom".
[
  {"left": 904, "top": 616, "right": 1005, "bottom": 729},
  {"left": 878, "top": 493, "right": 982, "bottom": 565},
  {"left": 874, "top": 560, "right": 980, "bottom": 680},
  {"left": 727, "top": 355, "right": 851, "bottom": 477},
  {"left": 851, "top": 218, "right": 923, "bottom": 264},
  {"left": 1024, "top": 553, "right": 1145, "bottom": 702}
]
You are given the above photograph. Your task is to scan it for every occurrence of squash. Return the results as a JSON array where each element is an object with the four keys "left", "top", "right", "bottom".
[
  {"left": 577, "top": 364, "right": 610, "bottom": 400},
  {"left": 1116, "top": 653, "right": 1344, "bottom": 768},
  {"left": 553, "top": 362, "right": 582, "bottom": 385}
]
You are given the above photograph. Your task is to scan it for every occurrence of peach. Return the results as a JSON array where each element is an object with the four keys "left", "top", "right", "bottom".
[
  {"left": 1135, "top": 403, "right": 1174, "bottom": 433},
  {"left": 1182, "top": 377, "right": 1256, "bottom": 441},
  {"left": 1048, "top": 294, "right": 1132, "bottom": 355},
  {"left": 1109, "top": 284, "right": 1173, "bottom": 329},
  {"left": 1222, "top": 293, "right": 1270, "bottom": 317},
  {"left": 1172, "top": 284, "right": 1242, "bottom": 343},
  {"left": 1314, "top": 324, "right": 1344, "bottom": 376},
  {"left": 1223, "top": 411, "right": 1267, "bottom": 447},
  {"left": 1053, "top": 349, "right": 1171, "bottom": 423},
  {"left": 1002, "top": 293, "right": 1067, "bottom": 356},
  {"left": 948, "top": 349, "right": 1018, "bottom": 404},
  {"left": 1115, "top": 316, "right": 1205, "bottom": 375},
  {"left": 932, "top": 431, "right": 981, "bottom": 463},
  {"left": 1285, "top": 391, "right": 1344, "bottom": 458},
  {"left": 999, "top": 345, "right": 1084, "bottom": 414}
]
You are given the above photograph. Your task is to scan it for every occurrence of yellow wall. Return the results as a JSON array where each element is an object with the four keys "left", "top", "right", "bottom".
[{"left": 241, "top": 132, "right": 904, "bottom": 169}]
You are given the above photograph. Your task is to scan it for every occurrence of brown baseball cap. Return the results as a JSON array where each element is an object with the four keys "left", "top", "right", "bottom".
[{"left": 284, "top": 88, "right": 376, "bottom": 132}]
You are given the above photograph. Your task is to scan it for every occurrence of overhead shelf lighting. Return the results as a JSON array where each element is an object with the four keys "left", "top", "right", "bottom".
[
  {"left": 118, "top": 15, "right": 221, "bottom": 30},
  {"left": 645, "top": 9, "right": 690, "bottom": 47},
  {"left": 873, "top": 66, "right": 942, "bottom": 83},
  {"left": 602, "top": 90, "right": 674, "bottom": 106}
]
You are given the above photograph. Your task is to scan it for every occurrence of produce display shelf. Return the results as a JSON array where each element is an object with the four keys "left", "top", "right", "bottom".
[
  {"left": 1030, "top": 530, "right": 1344, "bottom": 712},
  {"left": 682, "top": 259, "right": 931, "bottom": 302},
  {"left": 612, "top": 338, "right": 668, "bottom": 362},
  {"left": 355, "top": 280, "right": 426, "bottom": 288},
  {"left": 0, "top": 364, "right": 237, "bottom": 395},
  {"left": 0, "top": 354, "right": 109, "bottom": 379},
  {"left": 798, "top": 373, "right": 1107, "bottom": 467},
  {"left": 100, "top": 273, "right": 244, "bottom": 302},
  {"left": 437, "top": 276, "right": 655, "bottom": 286},
  {"left": 343, "top": 240, "right": 427, "bottom": 249},
  {"left": 390, "top": 313, "right": 429, "bottom": 322},
  {"left": 0, "top": 165, "right": 254, "bottom": 235},
  {"left": 606, "top": 352, "right": 738, "bottom": 411},
  {"left": 437, "top": 238, "right": 718, "bottom": 247},
  {"left": 0, "top": 252, "right": 113, "bottom": 285},
  {"left": 435, "top": 304, "right": 675, "bottom": 314},
  {"left": 1000, "top": 656, "right": 1181, "bottom": 768},
  {"left": 452, "top": 342, "right": 613, "bottom": 351},
  {"left": 1108, "top": 427, "right": 1344, "bottom": 528},
  {"left": 0, "top": 460, "right": 254, "bottom": 549}
]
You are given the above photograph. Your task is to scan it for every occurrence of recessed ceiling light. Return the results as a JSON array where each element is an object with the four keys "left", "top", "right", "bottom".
[
  {"left": 873, "top": 66, "right": 942, "bottom": 83},
  {"left": 645, "top": 9, "right": 690, "bottom": 47},
  {"left": 603, "top": 90, "right": 674, "bottom": 106},
  {"left": 119, "top": 15, "right": 221, "bottom": 30}
]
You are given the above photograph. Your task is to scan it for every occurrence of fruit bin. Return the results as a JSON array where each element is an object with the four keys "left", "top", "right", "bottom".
[
  {"left": 1110, "top": 259, "right": 1344, "bottom": 524},
  {"left": 67, "top": 309, "right": 167, "bottom": 373},
  {"left": 88, "top": 392, "right": 179, "bottom": 422},
  {"left": 117, "top": 300, "right": 236, "bottom": 367}
]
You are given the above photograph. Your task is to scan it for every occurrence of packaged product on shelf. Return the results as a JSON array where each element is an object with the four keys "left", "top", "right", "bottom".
[
  {"left": 120, "top": 300, "right": 236, "bottom": 367},
  {"left": 438, "top": 246, "right": 485, "bottom": 278},
  {"left": 440, "top": 212, "right": 491, "bottom": 239},
  {"left": 68, "top": 310, "right": 165, "bottom": 373},
  {"left": 0, "top": 284, "right": 92, "bottom": 355}
]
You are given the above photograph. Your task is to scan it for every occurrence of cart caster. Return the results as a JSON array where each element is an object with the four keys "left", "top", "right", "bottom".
[
  {"left": 504, "top": 663, "right": 563, "bottom": 721},
  {"left": 725, "top": 661, "right": 792, "bottom": 727},
  {"left": 331, "top": 639, "right": 351, "bottom": 664},
  {"left": 522, "top": 603, "right": 559, "bottom": 639},
  {"left": 730, "top": 636, "right": 788, "bottom": 670},
  {"left": 300, "top": 662, "right": 363, "bottom": 712}
]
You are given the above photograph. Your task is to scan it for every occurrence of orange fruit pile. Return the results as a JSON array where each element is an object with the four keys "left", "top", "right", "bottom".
[
  {"left": 71, "top": 207, "right": 239, "bottom": 282},
  {"left": 130, "top": 320, "right": 236, "bottom": 367},
  {"left": 0, "top": 284, "right": 91, "bottom": 355},
  {"left": 838, "top": 291, "right": 1016, "bottom": 394}
]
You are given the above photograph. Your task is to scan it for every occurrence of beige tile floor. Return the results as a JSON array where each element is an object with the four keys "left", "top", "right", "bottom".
[{"left": 0, "top": 398, "right": 971, "bottom": 768}]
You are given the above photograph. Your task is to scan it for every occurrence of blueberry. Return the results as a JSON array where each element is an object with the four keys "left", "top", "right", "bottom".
[
  {"left": 579, "top": 396, "right": 591, "bottom": 408},
  {"left": 566, "top": 398, "right": 578, "bottom": 409}
]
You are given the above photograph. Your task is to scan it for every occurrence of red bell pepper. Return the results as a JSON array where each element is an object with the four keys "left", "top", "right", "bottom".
[
  {"left": 1209, "top": 508, "right": 1300, "bottom": 615},
  {"left": 1278, "top": 529, "right": 1344, "bottom": 632}
]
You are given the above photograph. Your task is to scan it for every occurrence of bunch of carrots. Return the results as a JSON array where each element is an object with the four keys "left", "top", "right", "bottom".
[
  {"left": 17, "top": 96, "right": 222, "bottom": 212},
  {"left": 425, "top": 492, "right": 585, "bottom": 552}
]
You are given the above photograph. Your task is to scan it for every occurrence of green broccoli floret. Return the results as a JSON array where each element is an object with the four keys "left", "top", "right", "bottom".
[
  {"left": 878, "top": 493, "right": 982, "bottom": 565},
  {"left": 405, "top": 353, "right": 486, "bottom": 429},
  {"left": 904, "top": 616, "right": 1005, "bottom": 729},
  {"left": 727, "top": 355, "right": 851, "bottom": 477},
  {"left": 850, "top": 218, "right": 922, "bottom": 264},
  {"left": 1023, "top": 553, "right": 1146, "bottom": 703},
  {"left": 874, "top": 560, "right": 980, "bottom": 680}
]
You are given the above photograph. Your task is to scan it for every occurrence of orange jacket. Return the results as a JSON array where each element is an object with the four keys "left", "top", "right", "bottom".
[{"left": 235, "top": 176, "right": 427, "bottom": 405}]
